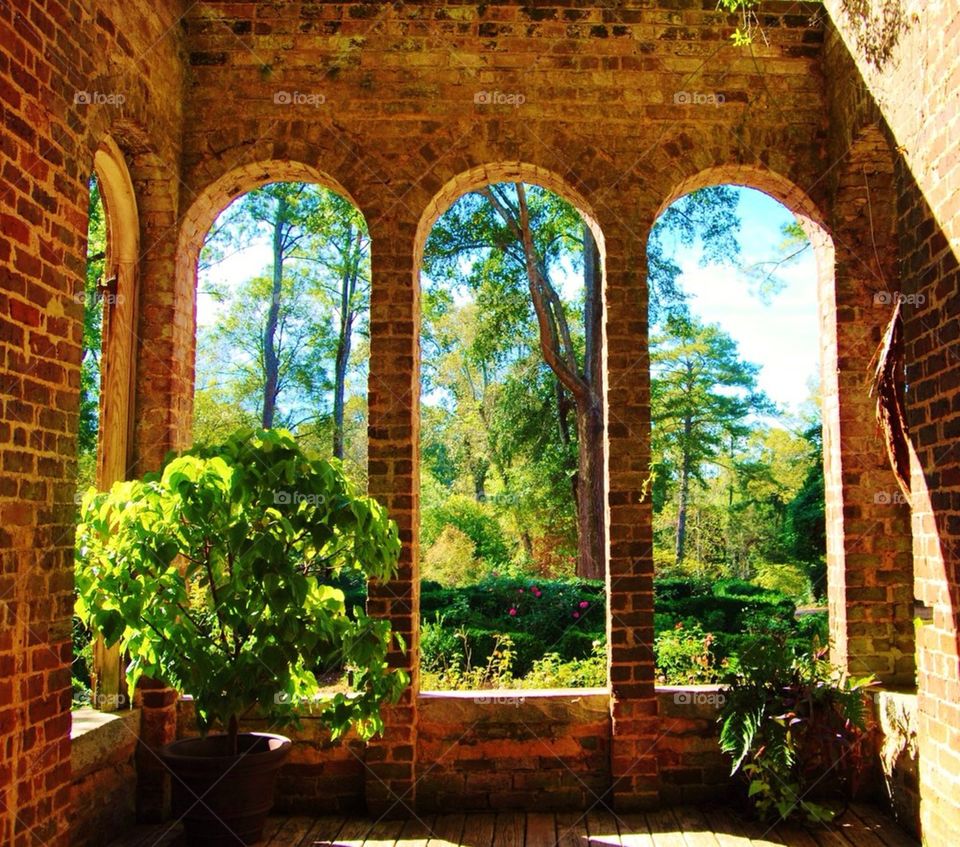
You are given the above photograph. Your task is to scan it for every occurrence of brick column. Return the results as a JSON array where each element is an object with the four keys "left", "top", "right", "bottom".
[
  {"left": 897, "top": 161, "right": 960, "bottom": 843},
  {"left": 364, "top": 215, "right": 420, "bottom": 817},
  {"left": 823, "top": 129, "right": 915, "bottom": 686},
  {"left": 603, "top": 214, "right": 660, "bottom": 810},
  {"left": 128, "top": 156, "right": 185, "bottom": 822}
]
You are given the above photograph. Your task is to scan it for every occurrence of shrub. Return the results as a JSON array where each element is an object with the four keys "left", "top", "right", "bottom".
[
  {"left": 794, "top": 610, "right": 829, "bottom": 642},
  {"left": 520, "top": 640, "right": 606, "bottom": 689},
  {"left": 655, "top": 578, "right": 797, "bottom": 636},
  {"left": 420, "top": 632, "right": 517, "bottom": 690},
  {"left": 75, "top": 429, "right": 408, "bottom": 744},
  {"left": 421, "top": 636, "right": 607, "bottom": 691},
  {"left": 72, "top": 615, "right": 94, "bottom": 708},
  {"left": 416, "top": 574, "right": 815, "bottom": 689},
  {"left": 420, "top": 616, "right": 464, "bottom": 675},
  {"left": 654, "top": 622, "right": 722, "bottom": 684},
  {"left": 422, "top": 525, "right": 484, "bottom": 586},
  {"left": 719, "top": 636, "right": 874, "bottom": 823},
  {"left": 751, "top": 561, "right": 812, "bottom": 603},
  {"left": 420, "top": 494, "right": 512, "bottom": 565},
  {"left": 420, "top": 576, "right": 605, "bottom": 675}
]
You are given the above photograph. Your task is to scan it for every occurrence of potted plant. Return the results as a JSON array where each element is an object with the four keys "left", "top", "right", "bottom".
[
  {"left": 75, "top": 429, "right": 408, "bottom": 846},
  {"left": 718, "top": 635, "right": 875, "bottom": 823}
]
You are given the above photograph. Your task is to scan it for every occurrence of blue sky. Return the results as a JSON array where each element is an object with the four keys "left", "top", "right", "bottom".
[
  {"left": 199, "top": 186, "right": 820, "bottom": 414},
  {"left": 666, "top": 187, "right": 820, "bottom": 414}
]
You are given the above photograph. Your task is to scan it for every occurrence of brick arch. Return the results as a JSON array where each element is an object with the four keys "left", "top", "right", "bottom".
[
  {"left": 174, "top": 160, "right": 367, "bottom": 437},
  {"left": 651, "top": 156, "right": 915, "bottom": 689},
  {"left": 654, "top": 164, "right": 832, "bottom": 253},
  {"left": 413, "top": 162, "right": 606, "bottom": 268},
  {"left": 178, "top": 160, "right": 364, "bottom": 279}
]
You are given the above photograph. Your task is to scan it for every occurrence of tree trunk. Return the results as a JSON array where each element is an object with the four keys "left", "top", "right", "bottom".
[
  {"left": 675, "top": 416, "right": 692, "bottom": 565},
  {"left": 474, "top": 464, "right": 487, "bottom": 501},
  {"left": 555, "top": 379, "right": 578, "bottom": 508},
  {"left": 332, "top": 331, "right": 350, "bottom": 458},
  {"left": 262, "top": 195, "right": 287, "bottom": 429},
  {"left": 332, "top": 224, "right": 360, "bottom": 460},
  {"left": 521, "top": 531, "right": 534, "bottom": 557},
  {"left": 576, "top": 225, "right": 605, "bottom": 580},
  {"left": 574, "top": 393, "right": 605, "bottom": 579},
  {"left": 479, "top": 185, "right": 606, "bottom": 580}
]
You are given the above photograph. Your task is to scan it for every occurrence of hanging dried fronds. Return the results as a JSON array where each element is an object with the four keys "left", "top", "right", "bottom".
[{"left": 871, "top": 298, "right": 911, "bottom": 498}]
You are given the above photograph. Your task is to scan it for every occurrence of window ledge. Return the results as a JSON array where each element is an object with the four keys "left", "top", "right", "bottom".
[
  {"left": 419, "top": 687, "right": 609, "bottom": 700},
  {"left": 71, "top": 708, "right": 140, "bottom": 779}
]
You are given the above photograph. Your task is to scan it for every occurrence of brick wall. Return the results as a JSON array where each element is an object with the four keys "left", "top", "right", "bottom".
[
  {"left": 174, "top": 689, "right": 733, "bottom": 814},
  {"left": 873, "top": 690, "right": 920, "bottom": 837},
  {"left": 4, "top": 0, "right": 960, "bottom": 840},
  {"left": 417, "top": 691, "right": 611, "bottom": 813},
  {"left": 0, "top": 0, "right": 184, "bottom": 842},
  {"left": 69, "top": 709, "right": 139, "bottom": 847},
  {"left": 823, "top": 1, "right": 960, "bottom": 840},
  {"left": 655, "top": 688, "right": 731, "bottom": 806}
]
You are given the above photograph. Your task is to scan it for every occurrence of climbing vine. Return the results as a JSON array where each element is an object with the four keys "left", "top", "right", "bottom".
[{"left": 719, "top": 0, "right": 762, "bottom": 45}]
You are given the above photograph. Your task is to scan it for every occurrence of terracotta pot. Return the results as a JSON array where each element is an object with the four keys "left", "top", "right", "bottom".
[{"left": 159, "top": 732, "right": 291, "bottom": 846}]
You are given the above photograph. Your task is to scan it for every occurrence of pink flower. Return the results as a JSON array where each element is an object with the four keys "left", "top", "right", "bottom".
[
  {"left": 572, "top": 612, "right": 580, "bottom": 619},
  {"left": 579, "top": 600, "right": 589, "bottom": 609},
  {"left": 518, "top": 588, "right": 524, "bottom": 594},
  {"left": 509, "top": 608, "right": 517, "bottom": 616}
]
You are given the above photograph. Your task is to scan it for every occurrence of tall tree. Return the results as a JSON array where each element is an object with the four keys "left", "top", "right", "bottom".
[
  {"left": 479, "top": 185, "right": 606, "bottom": 578},
  {"left": 198, "top": 183, "right": 370, "bottom": 455},
  {"left": 202, "top": 183, "right": 320, "bottom": 427},
  {"left": 299, "top": 194, "right": 370, "bottom": 459},
  {"left": 196, "top": 266, "right": 333, "bottom": 436},
  {"left": 651, "top": 314, "right": 772, "bottom": 564},
  {"left": 424, "top": 185, "right": 605, "bottom": 576},
  {"left": 423, "top": 183, "right": 741, "bottom": 578},
  {"left": 784, "top": 424, "right": 826, "bottom": 596}
]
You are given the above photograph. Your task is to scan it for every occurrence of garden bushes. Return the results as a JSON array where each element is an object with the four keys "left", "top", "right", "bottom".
[
  {"left": 420, "top": 577, "right": 603, "bottom": 676},
  {"left": 417, "top": 575, "right": 827, "bottom": 684},
  {"left": 332, "top": 573, "right": 827, "bottom": 686}
]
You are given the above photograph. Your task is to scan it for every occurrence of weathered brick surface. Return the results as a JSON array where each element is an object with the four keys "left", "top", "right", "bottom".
[
  {"left": 648, "top": 687, "right": 730, "bottom": 807},
  {"left": 872, "top": 690, "right": 920, "bottom": 837},
  {"left": 3, "top": 0, "right": 960, "bottom": 839},
  {"left": 823, "top": 1, "right": 960, "bottom": 840},
  {"left": 416, "top": 691, "right": 611, "bottom": 812},
  {"left": 0, "top": 0, "right": 183, "bottom": 842},
  {"left": 69, "top": 709, "right": 139, "bottom": 846}
]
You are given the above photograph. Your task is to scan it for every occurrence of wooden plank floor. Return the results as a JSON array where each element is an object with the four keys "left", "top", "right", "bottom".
[{"left": 108, "top": 804, "right": 918, "bottom": 847}]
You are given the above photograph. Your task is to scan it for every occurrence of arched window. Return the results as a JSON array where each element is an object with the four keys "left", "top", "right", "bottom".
[
  {"left": 647, "top": 182, "right": 826, "bottom": 685},
  {"left": 193, "top": 181, "right": 371, "bottom": 483},
  {"left": 75, "top": 138, "right": 140, "bottom": 711},
  {"left": 416, "top": 174, "right": 608, "bottom": 692}
]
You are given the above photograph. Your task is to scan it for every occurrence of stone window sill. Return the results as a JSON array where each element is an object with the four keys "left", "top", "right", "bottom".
[{"left": 71, "top": 708, "right": 140, "bottom": 780}]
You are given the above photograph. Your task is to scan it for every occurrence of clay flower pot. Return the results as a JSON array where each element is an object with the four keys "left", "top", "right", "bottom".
[{"left": 159, "top": 732, "right": 291, "bottom": 846}]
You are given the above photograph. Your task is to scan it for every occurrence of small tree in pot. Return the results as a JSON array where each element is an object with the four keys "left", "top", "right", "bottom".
[{"left": 75, "top": 429, "right": 408, "bottom": 846}]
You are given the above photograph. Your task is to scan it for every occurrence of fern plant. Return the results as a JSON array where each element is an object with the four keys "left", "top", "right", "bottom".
[{"left": 718, "top": 635, "right": 874, "bottom": 823}]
